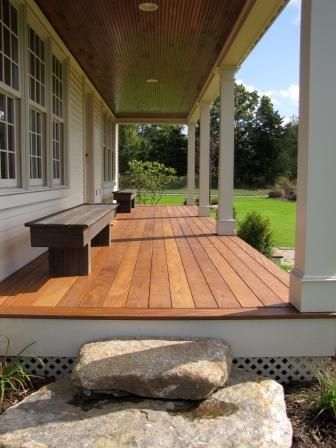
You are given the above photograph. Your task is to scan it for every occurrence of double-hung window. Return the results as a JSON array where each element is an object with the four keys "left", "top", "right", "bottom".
[
  {"left": 28, "top": 27, "right": 46, "bottom": 186},
  {"left": 0, "top": 0, "right": 19, "bottom": 188}
]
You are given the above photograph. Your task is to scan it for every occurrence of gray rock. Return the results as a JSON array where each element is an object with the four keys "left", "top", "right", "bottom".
[
  {"left": 0, "top": 369, "right": 292, "bottom": 448},
  {"left": 71, "top": 337, "right": 232, "bottom": 400}
]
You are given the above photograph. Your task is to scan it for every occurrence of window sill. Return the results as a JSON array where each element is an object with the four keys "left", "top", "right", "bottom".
[{"left": 0, "top": 186, "right": 71, "bottom": 211}]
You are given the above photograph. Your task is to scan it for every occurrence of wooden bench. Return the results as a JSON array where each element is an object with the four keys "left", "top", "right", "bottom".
[
  {"left": 25, "top": 203, "right": 118, "bottom": 276},
  {"left": 113, "top": 189, "right": 137, "bottom": 212}
]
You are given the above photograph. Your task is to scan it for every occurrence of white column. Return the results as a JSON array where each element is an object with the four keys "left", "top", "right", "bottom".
[
  {"left": 198, "top": 101, "right": 211, "bottom": 217},
  {"left": 187, "top": 123, "right": 196, "bottom": 205},
  {"left": 289, "top": 0, "right": 336, "bottom": 312},
  {"left": 113, "top": 123, "right": 119, "bottom": 191},
  {"left": 216, "top": 67, "right": 236, "bottom": 235}
]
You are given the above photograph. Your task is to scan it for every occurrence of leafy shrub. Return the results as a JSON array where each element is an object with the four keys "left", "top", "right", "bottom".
[
  {"left": 0, "top": 337, "right": 42, "bottom": 404},
  {"left": 309, "top": 369, "right": 336, "bottom": 420},
  {"left": 237, "top": 211, "right": 274, "bottom": 257},
  {"left": 268, "top": 190, "right": 282, "bottom": 199},
  {"left": 122, "top": 160, "right": 176, "bottom": 205},
  {"left": 183, "top": 197, "right": 199, "bottom": 206},
  {"left": 269, "top": 176, "right": 297, "bottom": 201}
]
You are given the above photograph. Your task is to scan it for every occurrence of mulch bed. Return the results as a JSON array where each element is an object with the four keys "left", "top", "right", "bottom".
[
  {"left": 284, "top": 357, "right": 336, "bottom": 448},
  {"left": 0, "top": 377, "right": 52, "bottom": 414}
]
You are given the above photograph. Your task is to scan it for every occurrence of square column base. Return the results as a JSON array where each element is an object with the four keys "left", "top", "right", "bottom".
[
  {"left": 290, "top": 268, "right": 336, "bottom": 312},
  {"left": 187, "top": 199, "right": 195, "bottom": 206},
  {"left": 198, "top": 205, "right": 211, "bottom": 217},
  {"left": 216, "top": 219, "right": 235, "bottom": 236}
]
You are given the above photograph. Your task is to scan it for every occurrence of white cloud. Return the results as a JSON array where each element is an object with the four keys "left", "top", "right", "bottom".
[
  {"left": 236, "top": 80, "right": 299, "bottom": 116},
  {"left": 278, "top": 84, "right": 299, "bottom": 105},
  {"left": 288, "top": 0, "right": 301, "bottom": 25}
]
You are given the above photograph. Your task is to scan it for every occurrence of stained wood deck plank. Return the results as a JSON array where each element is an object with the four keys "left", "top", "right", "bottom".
[
  {"left": 126, "top": 216, "right": 154, "bottom": 308},
  {"left": 193, "top": 217, "right": 284, "bottom": 307},
  {"left": 188, "top": 216, "right": 263, "bottom": 308},
  {"left": 0, "top": 206, "right": 295, "bottom": 318},
  {"left": 149, "top": 206, "right": 171, "bottom": 308},
  {"left": 174, "top": 209, "right": 241, "bottom": 309},
  {"left": 162, "top": 207, "right": 195, "bottom": 308},
  {"left": 103, "top": 208, "right": 148, "bottom": 307}
]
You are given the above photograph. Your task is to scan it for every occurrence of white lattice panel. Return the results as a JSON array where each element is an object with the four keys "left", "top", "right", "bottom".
[
  {"left": 233, "top": 356, "right": 329, "bottom": 383},
  {"left": 6, "top": 357, "right": 75, "bottom": 379},
  {"left": 6, "top": 356, "right": 329, "bottom": 383}
]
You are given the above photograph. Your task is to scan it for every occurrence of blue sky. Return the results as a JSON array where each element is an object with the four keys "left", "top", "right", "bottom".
[{"left": 236, "top": 0, "right": 301, "bottom": 122}]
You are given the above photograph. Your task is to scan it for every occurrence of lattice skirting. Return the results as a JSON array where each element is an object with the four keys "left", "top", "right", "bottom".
[{"left": 6, "top": 356, "right": 330, "bottom": 384}]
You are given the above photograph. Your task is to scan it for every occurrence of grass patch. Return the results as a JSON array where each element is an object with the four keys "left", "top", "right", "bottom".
[
  {"left": 233, "top": 197, "right": 296, "bottom": 247},
  {"left": 163, "top": 188, "right": 269, "bottom": 196}
]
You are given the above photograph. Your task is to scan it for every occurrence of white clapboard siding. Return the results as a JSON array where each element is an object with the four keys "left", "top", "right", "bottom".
[{"left": 0, "top": 61, "right": 112, "bottom": 281}]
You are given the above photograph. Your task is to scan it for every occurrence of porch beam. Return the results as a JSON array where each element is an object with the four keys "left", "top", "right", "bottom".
[
  {"left": 216, "top": 66, "right": 236, "bottom": 235},
  {"left": 198, "top": 101, "right": 211, "bottom": 217},
  {"left": 290, "top": 0, "right": 336, "bottom": 312},
  {"left": 187, "top": 123, "right": 196, "bottom": 205}
]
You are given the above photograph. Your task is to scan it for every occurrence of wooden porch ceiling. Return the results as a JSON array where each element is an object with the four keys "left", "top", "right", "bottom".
[
  {"left": 0, "top": 206, "right": 334, "bottom": 320},
  {"left": 35, "top": 0, "right": 285, "bottom": 121}
]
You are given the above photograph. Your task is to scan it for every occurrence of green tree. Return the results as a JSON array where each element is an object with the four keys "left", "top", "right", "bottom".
[
  {"left": 281, "top": 116, "right": 298, "bottom": 180},
  {"left": 248, "top": 95, "right": 285, "bottom": 187},
  {"left": 119, "top": 124, "right": 187, "bottom": 176},
  {"left": 234, "top": 83, "right": 259, "bottom": 186}
]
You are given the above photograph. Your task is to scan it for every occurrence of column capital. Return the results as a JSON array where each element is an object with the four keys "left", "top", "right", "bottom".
[
  {"left": 198, "top": 100, "right": 212, "bottom": 109},
  {"left": 217, "top": 65, "right": 237, "bottom": 80}
]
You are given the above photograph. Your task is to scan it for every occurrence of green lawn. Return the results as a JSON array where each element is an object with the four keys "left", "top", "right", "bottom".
[
  {"left": 233, "top": 197, "right": 296, "bottom": 248},
  {"left": 151, "top": 194, "right": 296, "bottom": 247},
  {"left": 163, "top": 188, "right": 269, "bottom": 196}
]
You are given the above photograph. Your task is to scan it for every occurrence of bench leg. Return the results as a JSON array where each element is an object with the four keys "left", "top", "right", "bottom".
[
  {"left": 49, "top": 244, "right": 91, "bottom": 276},
  {"left": 131, "top": 198, "right": 135, "bottom": 208},
  {"left": 91, "top": 223, "right": 111, "bottom": 247},
  {"left": 118, "top": 201, "right": 132, "bottom": 213}
]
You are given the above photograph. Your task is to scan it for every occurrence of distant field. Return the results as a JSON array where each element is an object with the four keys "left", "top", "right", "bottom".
[
  {"left": 149, "top": 193, "right": 296, "bottom": 247},
  {"left": 163, "top": 188, "right": 269, "bottom": 196}
]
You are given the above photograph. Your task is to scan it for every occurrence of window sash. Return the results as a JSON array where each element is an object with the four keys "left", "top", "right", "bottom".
[
  {"left": 52, "top": 119, "right": 63, "bottom": 184},
  {"left": 29, "top": 107, "right": 46, "bottom": 185},
  {"left": 0, "top": 91, "right": 18, "bottom": 187}
]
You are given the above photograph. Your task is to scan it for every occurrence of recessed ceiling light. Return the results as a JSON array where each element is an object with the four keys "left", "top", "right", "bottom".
[
  {"left": 139, "top": 3, "right": 158, "bottom": 12},
  {"left": 146, "top": 78, "right": 158, "bottom": 83}
]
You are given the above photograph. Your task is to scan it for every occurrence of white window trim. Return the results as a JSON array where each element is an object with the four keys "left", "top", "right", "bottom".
[
  {"left": 0, "top": 1, "right": 69, "bottom": 194},
  {"left": 102, "top": 108, "right": 114, "bottom": 186}
]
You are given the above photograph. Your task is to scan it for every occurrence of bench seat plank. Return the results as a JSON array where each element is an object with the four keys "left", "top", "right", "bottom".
[{"left": 25, "top": 204, "right": 118, "bottom": 276}]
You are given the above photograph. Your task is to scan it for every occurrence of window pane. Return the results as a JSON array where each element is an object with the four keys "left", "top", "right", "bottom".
[
  {"left": 0, "top": 2, "right": 19, "bottom": 90},
  {"left": 0, "top": 122, "right": 6, "bottom": 149},
  {"left": 0, "top": 95, "right": 5, "bottom": 121},
  {"left": 52, "top": 55, "right": 64, "bottom": 118},
  {"left": 4, "top": 56, "right": 10, "bottom": 85},
  {"left": 29, "top": 107, "right": 45, "bottom": 182},
  {"left": 28, "top": 28, "right": 45, "bottom": 105},
  {"left": 8, "top": 151, "right": 15, "bottom": 178},
  {"left": 10, "top": 5, "right": 17, "bottom": 35},
  {"left": 0, "top": 94, "right": 17, "bottom": 183},
  {"left": 3, "top": 0, "right": 10, "bottom": 27}
]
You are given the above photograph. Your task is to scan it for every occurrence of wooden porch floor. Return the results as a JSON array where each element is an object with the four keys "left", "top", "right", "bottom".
[{"left": 0, "top": 205, "right": 332, "bottom": 319}]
